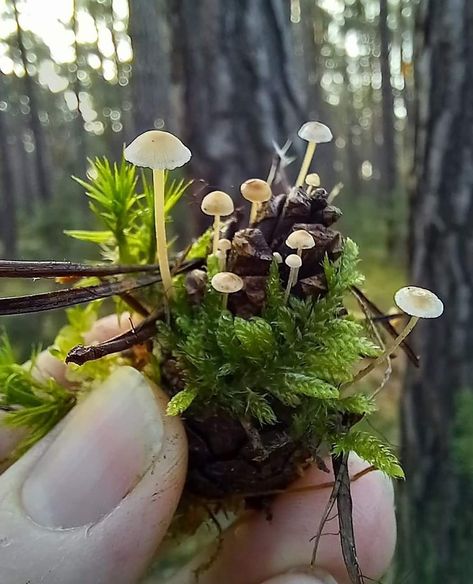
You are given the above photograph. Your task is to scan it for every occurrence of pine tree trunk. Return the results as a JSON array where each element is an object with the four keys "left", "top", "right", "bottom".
[
  {"left": 169, "top": 0, "right": 306, "bottom": 192},
  {"left": 399, "top": 1, "right": 473, "bottom": 582},
  {"left": 378, "top": 0, "right": 397, "bottom": 251},
  {"left": 128, "top": 0, "right": 171, "bottom": 135},
  {"left": 0, "top": 103, "right": 17, "bottom": 257},
  {"left": 12, "top": 0, "right": 50, "bottom": 202}
]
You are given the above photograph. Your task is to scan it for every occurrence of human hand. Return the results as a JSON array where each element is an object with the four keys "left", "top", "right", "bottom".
[{"left": 0, "top": 316, "right": 396, "bottom": 584}]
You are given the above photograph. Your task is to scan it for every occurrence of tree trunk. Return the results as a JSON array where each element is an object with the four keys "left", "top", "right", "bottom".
[
  {"left": 378, "top": 0, "right": 397, "bottom": 251},
  {"left": 0, "top": 103, "right": 17, "bottom": 257},
  {"left": 12, "top": 0, "right": 50, "bottom": 202},
  {"left": 72, "top": 0, "right": 87, "bottom": 174},
  {"left": 169, "top": 0, "right": 306, "bottom": 193},
  {"left": 128, "top": 0, "right": 171, "bottom": 135},
  {"left": 400, "top": 1, "right": 473, "bottom": 582}
]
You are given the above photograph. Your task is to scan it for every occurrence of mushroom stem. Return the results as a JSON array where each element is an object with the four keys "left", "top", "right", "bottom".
[
  {"left": 306, "top": 185, "right": 314, "bottom": 196},
  {"left": 284, "top": 268, "right": 299, "bottom": 303},
  {"left": 212, "top": 215, "right": 221, "bottom": 255},
  {"left": 217, "top": 250, "right": 226, "bottom": 271},
  {"left": 344, "top": 315, "right": 419, "bottom": 388},
  {"left": 284, "top": 272, "right": 296, "bottom": 303},
  {"left": 152, "top": 169, "right": 173, "bottom": 299},
  {"left": 296, "top": 142, "right": 317, "bottom": 187},
  {"left": 249, "top": 202, "right": 259, "bottom": 225},
  {"left": 221, "top": 293, "right": 229, "bottom": 310}
]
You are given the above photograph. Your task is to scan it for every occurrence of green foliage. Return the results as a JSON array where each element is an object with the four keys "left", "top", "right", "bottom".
[
  {"left": 167, "top": 388, "right": 198, "bottom": 416},
  {"left": 0, "top": 333, "right": 75, "bottom": 455},
  {"left": 159, "top": 240, "right": 386, "bottom": 456},
  {"left": 332, "top": 430, "right": 405, "bottom": 478},
  {"left": 185, "top": 229, "right": 212, "bottom": 260},
  {"left": 65, "top": 157, "right": 192, "bottom": 265}
]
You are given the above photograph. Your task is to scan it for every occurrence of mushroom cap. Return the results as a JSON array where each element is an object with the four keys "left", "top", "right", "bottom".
[
  {"left": 124, "top": 130, "right": 191, "bottom": 170},
  {"left": 201, "top": 191, "right": 234, "bottom": 216},
  {"left": 240, "top": 178, "right": 272, "bottom": 203},
  {"left": 394, "top": 286, "right": 444, "bottom": 318},
  {"left": 298, "top": 121, "right": 333, "bottom": 144},
  {"left": 305, "top": 173, "right": 321, "bottom": 187},
  {"left": 217, "top": 238, "right": 232, "bottom": 252},
  {"left": 285, "top": 254, "right": 303, "bottom": 269},
  {"left": 272, "top": 251, "right": 283, "bottom": 264},
  {"left": 211, "top": 272, "right": 244, "bottom": 294},
  {"left": 286, "top": 229, "right": 315, "bottom": 250}
]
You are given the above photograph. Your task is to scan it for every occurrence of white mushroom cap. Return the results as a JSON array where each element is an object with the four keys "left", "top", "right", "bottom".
[
  {"left": 211, "top": 272, "right": 244, "bottom": 294},
  {"left": 285, "top": 254, "right": 303, "bottom": 269},
  {"left": 305, "top": 173, "right": 321, "bottom": 187},
  {"left": 272, "top": 252, "right": 283, "bottom": 264},
  {"left": 240, "top": 178, "right": 272, "bottom": 203},
  {"left": 124, "top": 130, "right": 191, "bottom": 170},
  {"left": 286, "top": 229, "right": 315, "bottom": 250},
  {"left": 298, "top": 122, "right": 333, "bottom": 144},
  {"left": 201, "top": 191, "right": 234, "bottom": 216},
  {"left": 394, "top": 286, "right": 444, "bottom": 319},
  {"left": 217, "top": 238, "right": 232, "bottom": 252}
]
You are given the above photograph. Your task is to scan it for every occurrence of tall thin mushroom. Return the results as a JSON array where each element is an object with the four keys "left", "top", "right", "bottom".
[
  {"left": 284, "top": 254, "right": 302, "bottom": 303},
  {"left": 344, "top": 286, "right": 444, "bottom": 388},
  {"left": 211, "top": 271, "right": 243, "bottom": 309},
  {"left": 201, "top": 191, "right": 234, "bottom": 255},
  {"left": 124, "top": 130, "right": 191, "bottom": 299},
  {"left": 295, "top": 122, "right": 333, "bottom": 187},
  {"left": 286, "top": 229, "right": 315, "bottom": 257},
  {"left": 240, "top": 178, "right": 272, "bottom": 225}
]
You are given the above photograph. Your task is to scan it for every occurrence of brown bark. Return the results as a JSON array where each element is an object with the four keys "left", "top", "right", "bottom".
[
  {"left": 400, "top": 0, "right": 473, "bottom": 581},
  {"left": 378, "top": 0, "right": 398, "bottom": 251},
  {"left": 71, "top": 0, "right": 87, "bottom": 172},
  {"left": 169, "top": 0, "right": 306, "bottom": 193},
  {"left": 0, "top": 101, "right": 17, "bottom": 256},
  {"left": 128, "top": 0, "right": 171, "bottom": 135},
  {"left": 12, "top": 0, "right": 50, "bottom": 202}
]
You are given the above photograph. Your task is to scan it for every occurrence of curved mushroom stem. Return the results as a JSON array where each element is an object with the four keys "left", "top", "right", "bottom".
[
  {"left": 306, "top": 185, "right": 314, "bottom": 196},
  {"left": 152, "top": 169, "right": 173, "bottom": 299},
  {"left": 212, "top": 215, "right": 221, "bottom": 255},
  {"left": 296, "top": 142, "right": 317, "bottom": 187},
  {"left": 342, "top": 315, "right": 420, "bottom": 390}
]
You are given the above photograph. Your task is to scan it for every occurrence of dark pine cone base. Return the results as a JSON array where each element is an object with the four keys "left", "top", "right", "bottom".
[{"left": 170, "top": 186, "right": 343, "bottom": 502}]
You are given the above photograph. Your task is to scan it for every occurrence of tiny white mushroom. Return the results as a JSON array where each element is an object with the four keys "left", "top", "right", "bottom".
[
  {"left": 284, "top": 253, "right": 303, "bottom": 303},
  {"left": 296, "top": 121, "right": 333, "bottom": 188},
  {"left": 217, "top": 238, "right": 232, "bottom": 271},
  {"left": 240, "top": 178, "right": 272, "bottom": 225},
  {"left": 201, "top": 191, "right": 234, "bottom": 255},
  {"left": 348, "top": 286, "right": 444, "bottom": 387},
  {"left": 286, "top": 229, "right": 315, "bottom": 257},
  {"left": 305, "top": 172, "right": 320, "bottom": 195},
  {"left": 124, "top": 130, "right": 191, "bottom": 299},
  {"left": 211, "top": 271, "right": 243, "bottom": 309},
  {"left": 272, "top": 251, "right": 283, "bottom": 264}
]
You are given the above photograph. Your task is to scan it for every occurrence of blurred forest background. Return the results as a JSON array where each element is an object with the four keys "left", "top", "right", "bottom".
[{"left": 1, "top": 0, "right": 472, "bottom": 582}]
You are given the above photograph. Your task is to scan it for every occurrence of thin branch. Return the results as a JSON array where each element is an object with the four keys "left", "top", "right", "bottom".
[
  {"left": 66, "top": 309, "right": 161, "bottom": 365},
  {"left": 352, "top": 285, "right": 419, "bottom": 367},
  {"left": 333, "top": 453, "right": 365, "bottom": 584},
  {"left": 0, "top": 260, "right": 159, "bottom": 279},
  {"left": 352, "top": 288, "right": 392, "bottom": 396},
  {"left": 0, "top": 274, "right": 162, "bottom": 315}
]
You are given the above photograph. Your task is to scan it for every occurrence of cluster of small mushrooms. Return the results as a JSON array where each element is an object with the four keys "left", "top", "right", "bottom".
[{"left": 123, "top": 121, "right": 444, "bottom": 387}]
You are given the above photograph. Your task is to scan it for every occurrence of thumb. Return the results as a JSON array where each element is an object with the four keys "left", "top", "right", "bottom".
[{"left": 0, "top": 366, "right": 187, "bottom": 584}]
